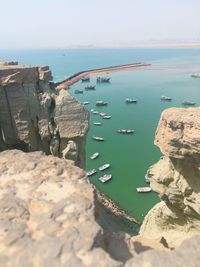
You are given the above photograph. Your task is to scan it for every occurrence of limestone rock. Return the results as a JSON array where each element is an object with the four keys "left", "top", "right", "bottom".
[
  {"left": 154, "top": 107, "right": 200, "bottom": 159},
  {"left": 0, "top": 150, "right": 120, "bottom": 267},
  {"left": 140, "top": 107, "right": 200, "bottom": 247},
  {"left": 0, "top": 62, "right": 89, "bottom": 168}
]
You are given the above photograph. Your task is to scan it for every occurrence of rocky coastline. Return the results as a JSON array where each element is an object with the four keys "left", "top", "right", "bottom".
[{"left": 0, "top": 61, "right": 200, "bottom": 266}]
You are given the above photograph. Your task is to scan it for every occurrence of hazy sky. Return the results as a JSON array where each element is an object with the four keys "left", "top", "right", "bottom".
[{"left": 0, "top": 0, "right": 200, "bottom": 48}]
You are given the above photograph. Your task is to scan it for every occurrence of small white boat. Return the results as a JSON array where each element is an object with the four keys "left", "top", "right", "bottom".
[
  {"left": 99, "top": 112, "right": 107, "bottom": 117},
  {"left": 125, "top": 98, "right": 138, "bottom": 103},
  {"left": 160, "top": 95, "right": 172, "bottom": 101},
  {"left": 90, "top": 152, "right": 99, "bottom": 160},
  {"left": 99, "top": 163, "right": 110, "bottom": 171},
  {"left": 93, "top": 111, "right": 99, "bottom": 115},
  {"left": 93, "top": 122, "right": 102, "bottom": 126},
  {"left": 85, "top": 85, "right": 95, "bottom": 90},
  {"left": 82, "top": 101, "right": 89, "bottom": 105},
  {"left": 136, "top": 187, "right": 152, "bottom": 193},
  {"left": 86, "top": 169, "right": 97, "bottom": 177},
  {"left": 182, "top": 101, "right": 196, "bottom": 106},
  {"left": 81, "top": 77, "right": 90, "bottom": 82},
  {"left": 103, "top": 115, "right": 112, "bottom": 119},
  {"left": 96, "top": 101, "right": 108, "bottom": 106},
  {"left": 98, "top": 174, "right": 112, "bottom": 183},
  {"left": 92, "top": 136, "right": 104, "bottom": 141},
  {"left": 144, "top": 168, "right": 153, "bottom": 183},
  {"left": 117, "top": 129, "right": 134, "bottom": 134},
  {"left": 90, "top": 109, "right": 94, "bottom": 112}
]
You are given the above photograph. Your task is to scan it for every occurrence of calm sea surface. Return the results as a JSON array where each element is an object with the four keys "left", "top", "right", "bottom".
[{"left": 1, "top": 48, "right": 200, "bottom": 222}]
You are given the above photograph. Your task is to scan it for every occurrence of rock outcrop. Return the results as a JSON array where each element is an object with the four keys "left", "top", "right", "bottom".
[
  {"left": 0, "top": 61, "right": 89, "bottom": 168},
  {"left": 140, "top": 107, "right": 200, "bottom": 247}
]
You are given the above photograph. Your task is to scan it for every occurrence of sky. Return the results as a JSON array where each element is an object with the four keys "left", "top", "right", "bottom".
[{"left": 0, "top": 0, "right": 200, "bottom": 49}]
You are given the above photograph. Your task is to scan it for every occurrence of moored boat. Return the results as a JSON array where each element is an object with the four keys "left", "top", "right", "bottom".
[
  {"left": 99, "top": 163, "right": 110, "bottom": 171},
  {"left": 96, "top": 101, "right": 108, "bottom": 106},
  {"left": 92, "top": 111, "right": 99, "bottom": 115},
  {"left": 160, "top": 95, "right": 172, "bottom": 101},
  {"left": 90, "top": 152, "right": 99, "bottom": 160},
  {"left": 74, "top": 89, "right": 83, "bottom": 94},
  {"left": 81, "top": 77, "right": 90, "bottom": 82},
  {"left": 85, "top": 85, "right": 95, "bottom": 90},
  {"left": 98, "top": 174, "right": 112, "bottom": 183},
  {"left": 182, "top": 101, "right": 196, "bottom": 106},
  {"left": 92, "top": 136, "right": 104, "bottom": 141},
  {"left": 102, "top": 115, "right": 111, "bottom": 119},
  {"left": 99, "top": 112, "right": 107, "bottom": 117},
  {"left": 117, "top": 129, "right": 134, "bottom": 134},
  {"left": 125, "top": 98, "right": 138, "bottom": 103},
  {"left": 97, "top": 77, "right": 111, "bottom": 83},
  {"left": 136, "top": 187, "right": 152, "bottom": 193},
  {"left": 93, "top": 122, "right": 102, "bottom": 126},
  {"left": 86, "top": 169, "right": 97, "bottom": 177},
  {"left": 82, "top": 101, "right": 89, "bottom": 105},
  {"left": 144, "top": 168, "right": 153, "bottom": 183}
]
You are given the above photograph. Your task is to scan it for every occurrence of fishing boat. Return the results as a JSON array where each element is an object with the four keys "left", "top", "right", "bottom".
[
  {"left": 90, "top": 152, "right": 99, "bottom": 160},
  {"left": 117, "top": 129, "right": 134, "bottom": 134},
  {"left": 99, "top": 163, "right": 110, "bottom": 171},
  {"left": 136, "top": 187, "right": 152, "bottom": 193},
  {"left": 96, "top": 101, "right": 108, "bottom": 106},
  {"left": 81, "top": 77, "right": 90, "bottom": 82},
  {"left": 82, "top": 101, "right": 89, "bottom": 105},
  {"left": 99, "top": 112, "right": 107, "bottom": 117},
  {"left": 125, "top": 98, "right": 138, "bottom": 103},
  {"left": 92, "top": 111, "right": 99, "bottom": 115},
  {"left": 86, "top": 169, "right": 97, "bottom": 177},
  {"left": 93, "top": 122, "right": 102, "bottom": 126},
  {"left": 98, "top": 174, "right": 112, "bottom": 183},
  {"left": 182, "top": 101, "right": 196, "bottom": 106},
  {"left": 74, "top": 89, "right": 83, "bottom": 94},
  {"left": 102, "top": 115, "right": 111, "bottom": 119},
  {"left": 160, "top": 95, "right": 172, "bottom": 101},
  {"left": 97, "top": 77, "right": 111, "bottom": 83},
  {"left": 92, "top": 136, "right": 104, "bottom": 141},
  {"left": 85, "top": 85, "right": 95, "bottom": 90}
]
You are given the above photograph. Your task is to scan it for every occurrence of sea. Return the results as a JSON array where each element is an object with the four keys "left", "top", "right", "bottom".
[{"left": 1, "top": 48, "right": 200, "bottom": 223}]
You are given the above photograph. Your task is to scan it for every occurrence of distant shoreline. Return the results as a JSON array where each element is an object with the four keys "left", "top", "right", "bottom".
[{"left": 55, "top": 62, "right": 151, "bottom": 90}]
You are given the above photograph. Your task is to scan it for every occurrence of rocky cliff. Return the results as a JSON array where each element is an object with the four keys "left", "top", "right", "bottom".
[
  {"left": 0, "top": 61, "right": 89, "bottom": 168},
  {"left": 140, "top": 107, "right": 200, "bottom": 247}
]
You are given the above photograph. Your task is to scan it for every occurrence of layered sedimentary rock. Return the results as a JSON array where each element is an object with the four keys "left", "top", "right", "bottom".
[
  {"left": 0, "top": 61, "right": 89, "bottom": 167},
  {"left": 140, "top": 107, "right": 200, "bottom": 247}
]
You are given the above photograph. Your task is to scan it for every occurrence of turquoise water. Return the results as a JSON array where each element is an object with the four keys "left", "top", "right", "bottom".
[{"left": 1, "top": 48, "right": 200, "bottom": 221}]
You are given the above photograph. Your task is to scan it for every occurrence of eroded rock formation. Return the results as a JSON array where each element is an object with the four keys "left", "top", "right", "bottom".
[
  {"left": 140, "top": 107, "right": 200, "bottom": 247},
  {"left": 0, "top": 61, "right": 89, "bottom": 167}
]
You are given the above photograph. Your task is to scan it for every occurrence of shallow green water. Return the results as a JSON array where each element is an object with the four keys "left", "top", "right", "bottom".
[
  {"left": 1, "top": 48, "right": 200, "bottom": 222},
  {"left": 71, "top": 67, "right": 200, "bottom": 222}
]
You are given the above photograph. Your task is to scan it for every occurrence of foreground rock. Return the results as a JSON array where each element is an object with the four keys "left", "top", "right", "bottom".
[
  {"left": 0, "top": 150, "right": 120, "bottom": 267},
  {"left": 140, "top": 107, "right": 200, "bottom": 247},
  {"left": 0, "top": 61, "right": 89, "bottom": 168}
]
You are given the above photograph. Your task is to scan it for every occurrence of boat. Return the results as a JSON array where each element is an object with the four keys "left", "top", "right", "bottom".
[
  {"left": 136, "top": 187, "right": 152, "bottom": 193},
  {"left": 85, "top": 85, "right": 95, "bottom": 90},
  {"left": 125, "top": 98, "right": 138, "bottom": 103},
  {"left": 90, "top": 152, "right": 99, "bottom": 160},
  {"left": 191, "top": 74, "right": 200, "bottom": 78},
  {"left": 92, "top": 136, "right": 104, "bottom": 141},
  {"left": 81, "top": 77, "right": 90, "bottom": 82},
  {"left": 98, "top": 174, "right": 112, "bottom": 183},
  {"left": 93, "top": 122, "right": 102, "bottom": 126},
  {"left": 99, "top": 163, "right": 110, "bottom": 171},
  {"left": 74, "top": 89, "right": 83, "bottom": 94},
  {"left": 86, "top": 169, "right": 97, "bottom": 177},
  {"left": 160, "top": 95, "right": 172, "bottom": 101},
  {"left": 102, "top": 115, "right": 112, "bottom": 119},
  {"left": 117, "top": 129, "right": 134, "bottom": 134},
  {"left": 144, "top": 168, "right": 153, "bottom": 183},
  {"left": 96, "top": 101, "right": 108, "bottom": 106},
  {"left": 90, "top": 109, "right": 94, "bottom": 112},
  {"left": 182, "top": 101, "right": 196, "bottom": 106},
  {"left": 82, "top": 101, "right": 89, "bottom": 105},
  {"left": 99, "top": 112, "right": 107, "bottom": 117},
  {"left": 92, "top": 111, "right": 99, "bottom": 115},
  {"left": 97, "top": 77, "right": 111, "bottom": 83}
]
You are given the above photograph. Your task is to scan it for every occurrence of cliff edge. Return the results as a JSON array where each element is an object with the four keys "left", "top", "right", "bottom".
[
  {"left": 140, "top": 107, "right": 200, "bottom": 247},
  {"left": 0, "top": 61, "right": 89, "bottom": 168}
]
